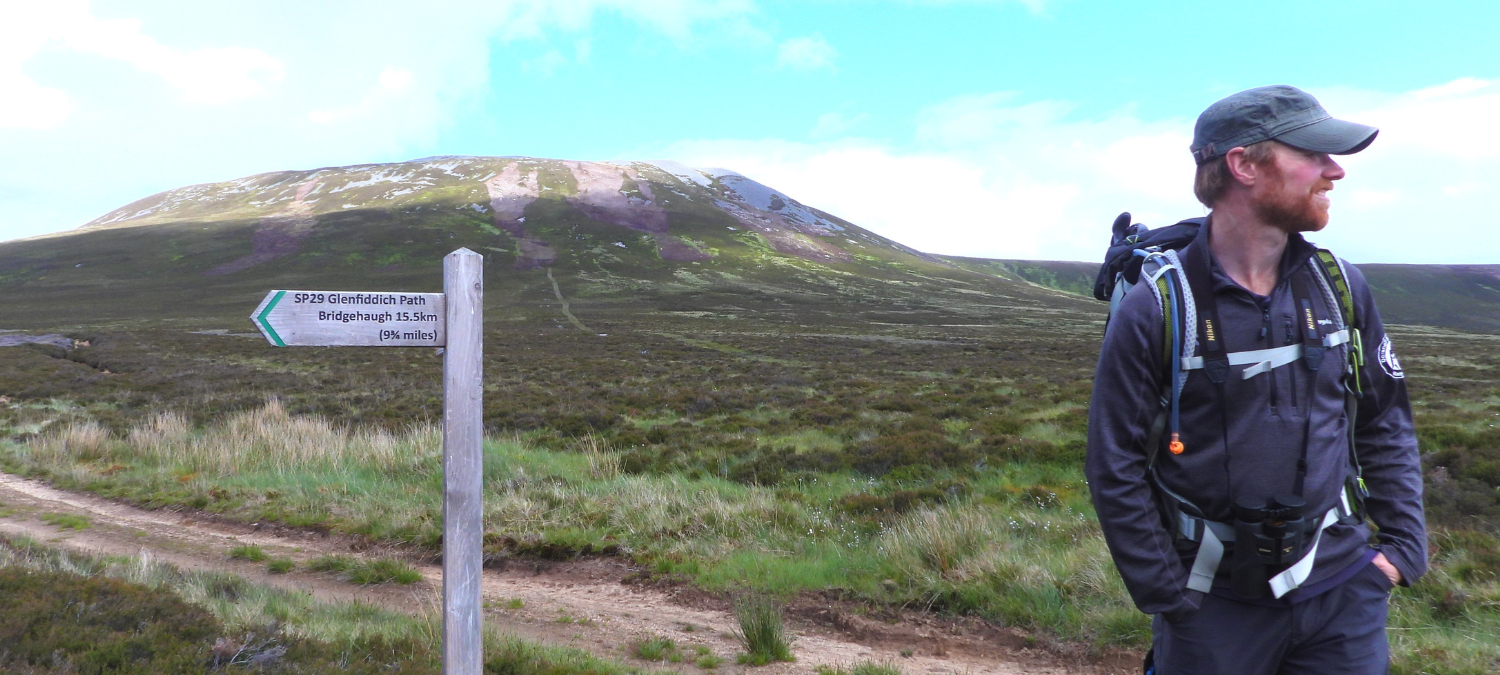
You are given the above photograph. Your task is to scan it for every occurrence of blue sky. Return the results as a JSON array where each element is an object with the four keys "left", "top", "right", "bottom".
[{"left": 4, "top": 0, "right": 1498, "bottom": 262}]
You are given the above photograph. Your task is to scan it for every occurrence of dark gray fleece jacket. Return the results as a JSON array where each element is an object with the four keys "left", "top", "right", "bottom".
[{"left": 1085, "top": 223, "right": 1426, "bottom": 618}]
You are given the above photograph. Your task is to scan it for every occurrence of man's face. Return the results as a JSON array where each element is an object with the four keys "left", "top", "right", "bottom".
[{"left": 1250, "top": 144, "right": 1345, "bottom": 233}]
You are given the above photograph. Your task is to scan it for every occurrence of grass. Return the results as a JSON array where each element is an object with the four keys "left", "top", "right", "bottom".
[
  {"left": 307, "top": 554, "right": 358, "bottom": 573},
  {"left": 0, "top": 534, "right": 660, "bottom": 675},
  {"left": 347, "top": 558, "right": 423, "bottom": 585},
  {"left": 0, "top": 405, "right": 1140, "bottom": 643},
  {"left": 39, "top": 511, "right": 90, "bottom": 530},
  {"left": 228, "top": 543, "right": 268, "bottom": 562},
  {"left": 304, "top": 553, "right": 421, "bottom": 584},
  {"left": 816, "top": 662, "right": 904, "bottom": 675},
  {"left": 267, "top": 557, "right": 295, "bottom": 574},
  {"left": 733, "top": 595, "right": 794, "bottom": 666},
  {"left": 6, "top": 401, "right": 1500, "bottom": 672},
  {"left": 630, "top": 636, "right": 678, "bottom": 662}
]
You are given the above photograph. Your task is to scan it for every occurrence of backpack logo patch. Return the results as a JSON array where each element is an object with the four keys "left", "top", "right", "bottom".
[{"left": 1377, "top": 335, "right": 1404, "bottom": 379}]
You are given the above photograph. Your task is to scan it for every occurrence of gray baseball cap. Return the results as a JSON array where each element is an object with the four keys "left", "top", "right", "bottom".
[{"left": 1191, "top": 85, "right": 1378, "bottom": 164}]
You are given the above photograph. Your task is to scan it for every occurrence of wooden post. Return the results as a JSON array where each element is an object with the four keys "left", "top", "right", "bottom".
[{"left": 442, "top": 248, "right": 483, "bottom": 674}]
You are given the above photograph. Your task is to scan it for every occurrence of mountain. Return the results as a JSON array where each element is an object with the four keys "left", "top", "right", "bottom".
[
  {"left": 3, "top": 155, "right": 1495, "bottom": 333},
  {"left": 0, "top": 156, "right": 1094, "bottom": 330}
]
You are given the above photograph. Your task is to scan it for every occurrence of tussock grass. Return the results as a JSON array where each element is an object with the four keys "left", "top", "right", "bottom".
[
  {"left": 630, "top": 635, "right": 678, "bottom": 661},
  {"left": 266, "top": 557, "right": 295, "bottom": 574},
  {"left": 39, "top": 512, "right": 90, "bottom": 530},
  {"left": 816, "top": 662, "right": 904, "bottom": 675},
  {"left": 733, "top": 595, "right": 793, "bottom": 665},
  {"left": 307, "top": 554, "right": 358, "bottom": 573},
  {"left": 307, "top": 554, "right": 422, "bottom": 585},
  {"left": 229, "top": 544, "right": 268, "bottom": 562},
  {"left": 112, "top": 399, "right": 440, "bottom": 475},
  {"left": 347, "top": 558, "right": 423, "bottom": 585},
  {"left": 578, "top": 433, "right": 622, "bottom": 481}
]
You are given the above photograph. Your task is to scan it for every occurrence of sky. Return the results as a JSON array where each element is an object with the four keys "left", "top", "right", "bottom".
[{"left": 3, "top": 0, "right": 1499, "bottom": 263}]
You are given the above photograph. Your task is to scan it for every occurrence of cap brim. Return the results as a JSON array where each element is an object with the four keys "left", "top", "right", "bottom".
[{"left": 1276, "top": 117, "right": 1378, "bottom": 155}]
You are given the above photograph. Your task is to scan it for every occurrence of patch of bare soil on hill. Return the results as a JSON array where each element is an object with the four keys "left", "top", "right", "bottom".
[
  {"left": 203, "top": 180, "right": 322, "bottom": 276},
  {"left": 0, "top": 472, "right": 1128, "bottom": 675},
  {"left": 485, "top": 162, "right": 558, "bottom": 271}
]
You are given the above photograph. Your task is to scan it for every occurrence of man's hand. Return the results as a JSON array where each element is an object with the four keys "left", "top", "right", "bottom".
[{"left": 1373, "top": 552, "right": 1402, "bottom": 586}]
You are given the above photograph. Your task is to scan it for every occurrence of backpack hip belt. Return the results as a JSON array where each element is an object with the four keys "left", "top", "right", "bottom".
[{"left": 1170, "top": 486, "right": 1359, "bottom": 597}]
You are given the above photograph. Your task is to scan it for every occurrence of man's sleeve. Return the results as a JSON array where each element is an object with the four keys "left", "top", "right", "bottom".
[
  {"left": 1086, "top": 281, "right": 1195, "bottom": 616},
  {"left": 1345, "top": 262, "right": 1428, "bottom": 586}
]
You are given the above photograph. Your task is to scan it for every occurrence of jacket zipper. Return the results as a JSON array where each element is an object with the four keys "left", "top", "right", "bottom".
[{"left": 1259, "top": 297, "right": 1278, "bottom": 413}]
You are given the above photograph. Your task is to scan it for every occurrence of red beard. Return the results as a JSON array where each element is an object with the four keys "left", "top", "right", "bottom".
[{"left": 1251, "top": 160, "right": 1333, "bottom": 233}]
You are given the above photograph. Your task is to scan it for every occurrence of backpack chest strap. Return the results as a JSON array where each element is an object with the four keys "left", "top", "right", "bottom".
[{"left": 1180, "top": 329, "right": 1350, "bottom": 379}]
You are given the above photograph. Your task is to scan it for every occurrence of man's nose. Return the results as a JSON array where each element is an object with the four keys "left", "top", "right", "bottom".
[{"left": 1324, "top": 155, "right": 1346, "bottom": 181}]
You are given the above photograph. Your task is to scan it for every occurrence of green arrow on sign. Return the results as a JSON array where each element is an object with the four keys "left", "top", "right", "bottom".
[{"left": 255, "top": 290, "right": 287, "bottom": 347}]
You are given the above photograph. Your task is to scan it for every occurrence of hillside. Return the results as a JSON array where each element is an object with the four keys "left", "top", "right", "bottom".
[
  {"left": 0, "top": 156, "right": 1093, "bottom": 331},
  {"left": 941, "top": 258, "right": 1500, "bottom": 334}
]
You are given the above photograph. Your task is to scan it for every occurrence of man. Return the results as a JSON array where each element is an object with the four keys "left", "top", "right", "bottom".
[{"left": 1086, "top": 85, "right": 1426, "bottom": 674}]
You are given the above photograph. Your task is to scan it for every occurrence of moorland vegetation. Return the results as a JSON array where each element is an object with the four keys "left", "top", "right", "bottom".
[
  {"left": 0, "top": 534, "right": 661, "bottom": 674},
  {"left": 2, "top": 316, "right": 1497, "bottom": 674}
]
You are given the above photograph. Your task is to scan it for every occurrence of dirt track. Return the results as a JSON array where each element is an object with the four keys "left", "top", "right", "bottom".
[{"left": 0, "top": 472, "right": 1121, "bottom": 675}]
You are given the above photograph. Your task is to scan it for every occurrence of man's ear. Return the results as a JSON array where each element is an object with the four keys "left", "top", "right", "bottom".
[{"left": 1224, "top": 147, "right": 1259, "bottom": 187}]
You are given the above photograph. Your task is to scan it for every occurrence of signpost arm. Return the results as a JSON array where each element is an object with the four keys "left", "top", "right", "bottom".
[{"left": 442, "top": 248, "right": 484, "bottom": 674}]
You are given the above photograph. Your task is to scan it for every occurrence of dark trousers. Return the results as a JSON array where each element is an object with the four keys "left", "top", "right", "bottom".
[{"left": 1151, "top": 560, "right": 1393, "bottom": 675}]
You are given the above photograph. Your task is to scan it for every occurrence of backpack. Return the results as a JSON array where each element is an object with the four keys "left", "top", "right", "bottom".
[
  {"left": 1094, "top": 212, "right": 1205, "bottom": 320},
  {"left": 1092, "top": 211, "right": 1370, "bottom": 599}
]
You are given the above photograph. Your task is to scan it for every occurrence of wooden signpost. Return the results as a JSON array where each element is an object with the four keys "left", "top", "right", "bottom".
[{"left": 252, "top": 249, "right": 484, "bottom": 675}]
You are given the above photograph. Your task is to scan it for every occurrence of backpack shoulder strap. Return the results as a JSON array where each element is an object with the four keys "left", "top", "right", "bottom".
[
  {"left": 1308, "top": 249, "right": 1371, "bottom": 519},
  {"left": 1311, "top": 249, "right": 1358, "bottom": 330},
  {"left": 1309, "top": 249, "right": 1366, "bottom": 392}
]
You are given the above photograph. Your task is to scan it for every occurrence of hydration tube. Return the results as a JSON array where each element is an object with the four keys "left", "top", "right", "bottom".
[
  {"left": 1138, "top": 249, "right": 1187, "bottom": 455},
  {"left": 1165, "top": 266, "right": 1185, "bottom": 454}
]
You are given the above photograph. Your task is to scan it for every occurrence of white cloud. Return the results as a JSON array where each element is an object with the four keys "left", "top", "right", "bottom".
[
  {"left": 0, "top": 1, "right": 283, "bottom": 111},
  {"left": 1350, "top": 77, "right": 1500, "bottom": 161},
  {"left": 775, "top": 35, "right": 837, "bottom": 71},
  {"left": 309, "top": 68, "right": 416, "bottom": 125},
  {"left": 672, "top": 94, "right": 1198, "bottom": 261},
  {"left": 0, "top": 72, "right": 72, "bottom": 129},
  {"left": 668, "top": 78, "right": 1500, "bottom": 264},
  {"left": 0, "top": 0, "right": 765, "bottom": 242},
  {"left": 0, "top": 4, "right": 74, "bottom": 129}
]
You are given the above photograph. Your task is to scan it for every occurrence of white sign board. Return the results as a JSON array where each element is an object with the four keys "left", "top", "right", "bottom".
[{"left": 251, "top": 290, "right": 446, "bottom": 347}]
